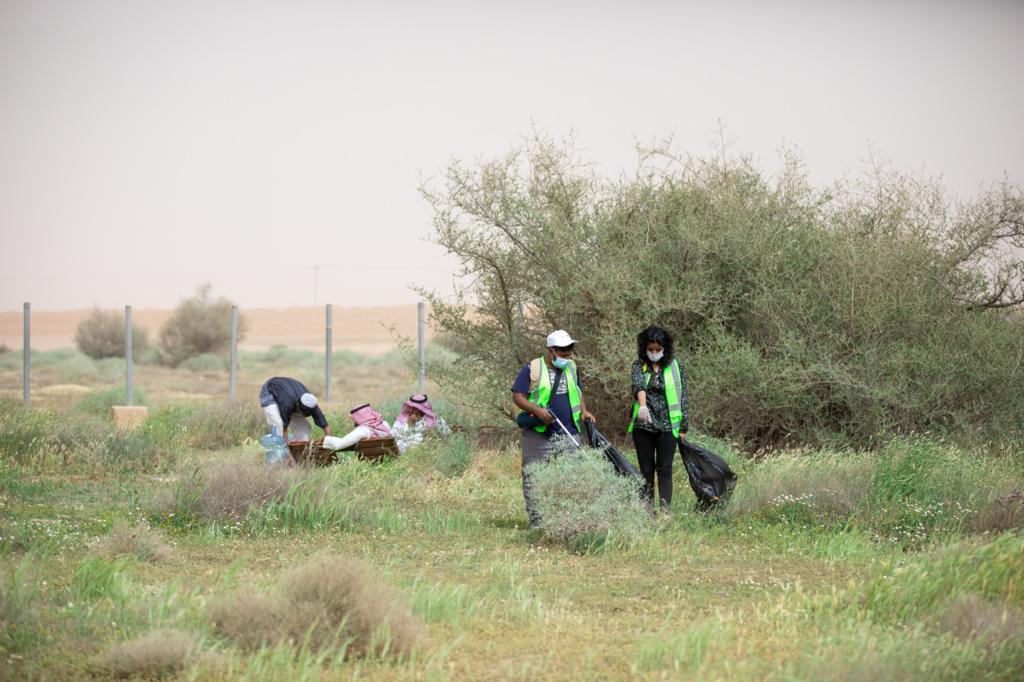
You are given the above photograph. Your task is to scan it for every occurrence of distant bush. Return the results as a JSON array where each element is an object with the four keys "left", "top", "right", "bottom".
[
  {"left": 158, "top": 284, "right": 245, "bottom": 368},
  {"left": 528, "top": 447, "right": 648, "bottom": 551},
  {"left": 74, "top": 308, "right": 149, "bottom": 360},
  {"left": 421, "top": 133, "right": 1024, "bottom": 448},
  {"left": 0, "top": 342, "right": 10, "bottom": 354}
]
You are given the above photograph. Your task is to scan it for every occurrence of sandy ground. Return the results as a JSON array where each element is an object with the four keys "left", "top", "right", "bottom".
[{"left": 0, "top": 305, "right": 432, "bottom": 354}]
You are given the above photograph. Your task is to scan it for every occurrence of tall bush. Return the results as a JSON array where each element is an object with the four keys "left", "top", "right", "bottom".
[
  {"left": 419, "top": 133, "right": 1024, "bottom": 448},
  {"left": 74, "top": 308, "right": 149, "bottom": 360},
  {"left": 158, "top": 285, "right": 245, "bottom": 367}
]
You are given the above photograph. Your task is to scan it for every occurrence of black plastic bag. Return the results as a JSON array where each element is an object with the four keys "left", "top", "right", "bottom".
[
  {"left": 581, "top": 422, "right": 644, "bottom": 482},
  {"left": 678, "top": 438, "right": 737, "bottom": 510}
]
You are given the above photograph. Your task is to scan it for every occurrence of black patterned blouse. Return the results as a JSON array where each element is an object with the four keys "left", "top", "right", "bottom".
[{"left": 630, "top": 360, "right": 688, "bottom": 434}]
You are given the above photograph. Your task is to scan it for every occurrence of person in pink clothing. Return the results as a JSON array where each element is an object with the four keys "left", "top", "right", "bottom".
[
  {"left": 392, "top": 394, "right": 451, "bottom": 452},
  {"left": 322, "top": 403, "right": 392, "bottom": 450}
]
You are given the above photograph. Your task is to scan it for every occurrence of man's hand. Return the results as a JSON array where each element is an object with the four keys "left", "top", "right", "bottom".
[
  {"left": 534, "top": 407, "right": 555, "bottom": 424},
  {"left": 637, "top": 406, "right": 652, "bottom": 423},
  {"left": 583, "top": 410, "right": 597, "bottom": 423},
  {"left": 323, "top": 427, "right": 333, "bottom": 436}
]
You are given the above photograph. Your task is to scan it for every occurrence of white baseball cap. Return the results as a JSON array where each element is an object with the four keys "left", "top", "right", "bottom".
[
  {"left": 545, "top": 330, "right": 577, "bottom": 348},
  {"left": 300, "top": 393, "right": 318, "bottom": 409}
]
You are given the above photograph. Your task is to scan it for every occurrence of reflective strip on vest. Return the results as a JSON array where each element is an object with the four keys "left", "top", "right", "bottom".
[
  {"left": 526, "top": 358, "right": 582, "bottom": 433},
  {"left": 628, "top": 359, "right": 684, "bottom": 437}
]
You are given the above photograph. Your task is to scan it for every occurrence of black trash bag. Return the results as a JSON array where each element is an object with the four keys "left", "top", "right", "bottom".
[
  {"left": 678, "top": 438, "right": 737, "bottom": 510},
  {"left": 581, "top": 421, "right": 644, "bottom": 483}
]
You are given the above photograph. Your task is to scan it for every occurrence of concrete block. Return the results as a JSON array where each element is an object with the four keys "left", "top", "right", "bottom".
[{"left": 111, "top": 405, "right": 149, "bottom": 430}]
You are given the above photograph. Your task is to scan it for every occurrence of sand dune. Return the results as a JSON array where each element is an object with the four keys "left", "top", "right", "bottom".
[{"left": 0, "top": 305, "right": 432, "bottom": 354}]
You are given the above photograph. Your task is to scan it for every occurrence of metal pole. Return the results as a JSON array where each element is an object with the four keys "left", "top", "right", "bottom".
[
  {"left": 125, "top": 305, "right": 134, "bottom": 406},
  {"left": 22, "top": 302, "right": 29, "bottom": 406},
  {"left": 229, "top": 305, "right": 238, "bottom": 400},
  {"left": 417, "top": 301, "right": 426, "bottom": 393},
  {"left": 325, "top": 304, "right": 333, "bottom": 402}
]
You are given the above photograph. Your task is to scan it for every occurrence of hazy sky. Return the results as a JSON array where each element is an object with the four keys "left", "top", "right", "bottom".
[{"left": 2, "top": 0, "right": 1022, "bottom": 311}]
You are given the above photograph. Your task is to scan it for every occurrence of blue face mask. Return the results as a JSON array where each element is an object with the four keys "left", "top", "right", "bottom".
[
  {"left": 647, "top": 350, "right": 664, "bottom": 362},
  {"left": 552, "top": 356, "right": 571, "bottom": 369}
]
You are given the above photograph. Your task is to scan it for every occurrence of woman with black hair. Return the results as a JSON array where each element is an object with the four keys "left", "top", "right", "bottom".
[{"left": 627, "top": 325, "right": 688, "bottom": 510}]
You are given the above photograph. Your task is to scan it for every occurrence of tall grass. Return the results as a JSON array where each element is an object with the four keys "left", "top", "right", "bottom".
[{"left": 724, "top": 436, "right": 1024, "bottom": 547}]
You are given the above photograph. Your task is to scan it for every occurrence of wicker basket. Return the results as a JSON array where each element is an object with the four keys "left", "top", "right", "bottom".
[
  {"left": 287, "top": 440, "right": 338, "bottom": 466},
  {"left": 287, "top": 437, "right": 399, "bottom": 467}
]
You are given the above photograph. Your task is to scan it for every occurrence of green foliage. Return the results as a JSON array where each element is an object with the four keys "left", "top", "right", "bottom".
[
  {"left": 72, "top": 556, "right": 130, "bottom": 602},
  {"left": 432, "top": 433, "right": 475, "bottom": 478},
  {"left": 420, "top": 133, "right": 1024, "bottom": 448},
  {"left": 158, "top": 284, "right": 245, "bottom": 368},
  {"left": 725, "top": 436, "right": 1024, "bottom": 548},
  {"left": 527, "top": 447, "right": 649, "bottom": 551},
  {"left": 74, "top": 308, "right": 149, "bottom": 360},
  {"left": 179, "top": 352, "right": 229, "bottom": 373},
  {"left": 0, "top": 400, "right": 263, "bottom": 474},
  {"left": 0, "top": 559, "right": 43, "bottom": 653},
  {"left": 74, "top": 386, "right": 148, "bottom": 419}
]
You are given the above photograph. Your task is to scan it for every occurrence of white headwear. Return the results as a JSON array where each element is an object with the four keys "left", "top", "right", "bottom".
[
  {"left": 300, "top": 393, "right": 318, "bottom": 409},
  {"left": 545, "top": 330, "right": 577, "bottom": 348}
]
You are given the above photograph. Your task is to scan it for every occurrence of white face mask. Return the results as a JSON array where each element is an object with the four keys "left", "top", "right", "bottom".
[{"left": 647, "top": 350, "right": 664, "bottom": 362}]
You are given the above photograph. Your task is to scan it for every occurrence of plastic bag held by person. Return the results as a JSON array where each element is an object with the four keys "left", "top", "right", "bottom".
[{"left": 678, "top": 438, "right": 737, "bottom": 509}]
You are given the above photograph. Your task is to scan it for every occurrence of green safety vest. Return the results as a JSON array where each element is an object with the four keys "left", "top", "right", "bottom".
[
  {"left": 628, "top": 359, "right": 685, "bottom": 437},
  {"left": 526, "top": 357, "right": 583, "bottom": 433}
]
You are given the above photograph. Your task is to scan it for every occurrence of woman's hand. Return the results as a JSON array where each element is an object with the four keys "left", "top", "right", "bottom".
[
  {"left": 583, "top": 410, "right": 596, "bottom": 423},
  {"left": 637, "top": 406, "right": 652, "bottom": 423}
]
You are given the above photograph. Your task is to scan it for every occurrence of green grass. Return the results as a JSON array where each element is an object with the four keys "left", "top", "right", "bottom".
[{"left": 1, "top": 354, "right": 1022, "bottom": 678}]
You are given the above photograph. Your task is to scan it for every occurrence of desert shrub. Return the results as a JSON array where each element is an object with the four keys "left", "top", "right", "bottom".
[
  {"left": 208, "top": 591, "right": 286, "bottom": 649},
  {"left": 94, "top": 629, "right": 198, "bottom": 678},
  {"left": 158, "top": 284, "right": 245, "bottom": 367},
  {"left": 74, "top": 308, "right": 149, "bottom": 360},
  {"left": 527, "top": 446, "right": 648, "bottom": 550},
  {"left": 73, "top": 386, "right": 148, "bottom": 419},
  {"left": 420, "top": 133, "right": 1024, "bottom": 448},
  {"left": 0, "top": 342, "right": 10, "bottom": 354},
  {"left": 209, "top": 554, "right": 425, "bottom": 659},
  {"left": 99, "top": 519, "right": 173, "bottom": 563}
]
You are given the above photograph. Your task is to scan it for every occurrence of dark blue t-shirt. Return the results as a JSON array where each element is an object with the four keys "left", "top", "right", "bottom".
[{"left": 511, "top": 362, "right": 581, "bottom": 437}]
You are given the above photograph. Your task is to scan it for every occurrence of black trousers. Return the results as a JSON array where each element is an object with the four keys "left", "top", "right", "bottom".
[{"left": 632, "top": 428, "right": 676, "bottom": 508}]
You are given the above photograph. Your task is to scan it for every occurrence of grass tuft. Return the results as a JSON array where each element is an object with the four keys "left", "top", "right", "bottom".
[
  {"left": 100, "top": 519, "right": 173, "bottom": 563},
  {"left": 94, "top": 628, "right": 198, "bottom": 678}
]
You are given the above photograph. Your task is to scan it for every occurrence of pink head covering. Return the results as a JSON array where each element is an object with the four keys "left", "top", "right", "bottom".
[
  {"left": 349, "top": 403, "right": 392, "bottom": 438},
  {"left": 395, "top": 394, "right": 438, "bottom": 428}
]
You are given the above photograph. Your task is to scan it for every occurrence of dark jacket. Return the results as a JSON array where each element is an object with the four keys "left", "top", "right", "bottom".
[{"left": 263, "top": 377, "right": 328, "bottom": 429}]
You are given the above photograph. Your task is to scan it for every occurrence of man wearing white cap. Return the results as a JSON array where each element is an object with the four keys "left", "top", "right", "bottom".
[
  {"left": 511, "top": 330, "right": 596, "bottom": 527},
  {"left": 258, "top": 376, "right": 332, "bottom": 443}
]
